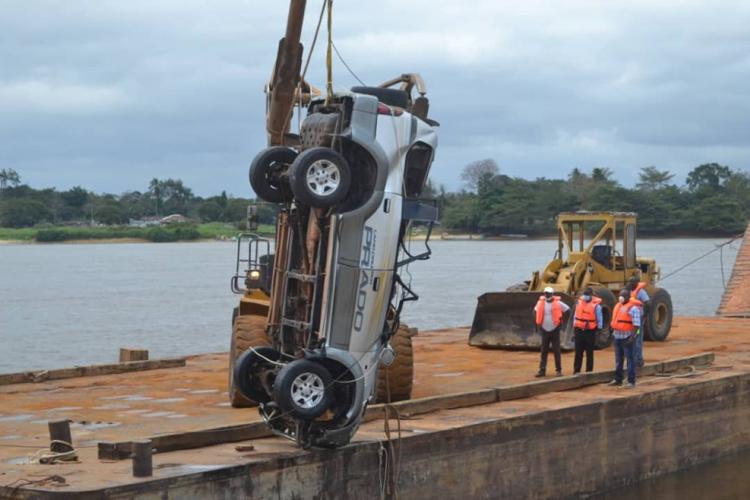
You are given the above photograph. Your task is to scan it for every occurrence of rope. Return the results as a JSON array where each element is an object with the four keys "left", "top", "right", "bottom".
[
  {"left": 379, "top": 364, "right": 403, "bottom": 499},
  {"left": 3, "top": 475, "right": 66, "bottom": 491},
  {"left": 27, "top": 440, "right": 78, "bottom": 465},
  {"left": 658, "top": 234, "right": 741, "bottom": 283},
  {"left": 332, "top": 41, "right": 366, "bottom": 86}
]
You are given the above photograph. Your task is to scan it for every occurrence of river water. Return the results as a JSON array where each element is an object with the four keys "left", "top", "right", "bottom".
[{"left": 0, "top": 238, "right": 738, "bottom": 372}]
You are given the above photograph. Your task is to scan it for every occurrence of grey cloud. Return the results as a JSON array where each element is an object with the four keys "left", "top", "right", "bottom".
[{"left": 0, "top": 0, "right": 748, "bottom": 197}]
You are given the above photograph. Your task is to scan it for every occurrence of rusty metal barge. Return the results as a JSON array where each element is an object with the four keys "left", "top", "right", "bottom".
[{"left": 1, "top": 227, "right": 749, "bottom": 499}]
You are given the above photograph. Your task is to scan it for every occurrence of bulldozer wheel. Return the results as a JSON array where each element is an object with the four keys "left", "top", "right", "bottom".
[
  {"left": 645, "top": 288, "right": 673, "bottom": 341},
  {"left": 229, "top": 314, "right": 271, "bottom": 408},
  {"left": 375, "top": 324, "right": 414, "bottom": 403},
  {"left": 591, "top": 286, "right": 615, "bottom": 349}
]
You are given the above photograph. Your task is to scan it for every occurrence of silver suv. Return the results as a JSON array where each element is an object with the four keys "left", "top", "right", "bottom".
[{"left": 234, "top": 82, "right": 438, "bottom": 448}]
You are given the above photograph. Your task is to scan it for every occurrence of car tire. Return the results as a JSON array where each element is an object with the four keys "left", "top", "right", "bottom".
[
  {"left": 644, "top": 288, "right": 673, "bottom": 341},
  {"left": 228, "top": 314, "right": 272, "bottom": 407},
  {"left": 375, "top": 324, "right": 414, "bottom": 403},
  {"left": 290, "top": 147, "right": 351, "bottom": 208},
  {"left": 591, "top": 286, "right": 615, "bottom": 349},
  {"left": 351, "top": 86, "right": 410, "bottom": 109},
  {"left": 249, "top": 146, "right": 296, "bottom": 203},
  {"left": 273, "top": 359, "right": 333, "bottom": 420}
]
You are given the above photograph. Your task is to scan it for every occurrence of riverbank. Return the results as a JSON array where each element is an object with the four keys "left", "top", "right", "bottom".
[{"left": 0, "top": 222, "right": 274, "bottom": 244}]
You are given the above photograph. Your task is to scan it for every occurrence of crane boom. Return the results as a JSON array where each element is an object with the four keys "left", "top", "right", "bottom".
[{"left": 266, "top": 0, "right": 307, "bottom": 147}]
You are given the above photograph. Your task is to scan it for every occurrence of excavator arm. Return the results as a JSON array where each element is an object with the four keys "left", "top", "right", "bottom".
[{"left": 266, "top": 0, "right": 306, "bottom": 147}]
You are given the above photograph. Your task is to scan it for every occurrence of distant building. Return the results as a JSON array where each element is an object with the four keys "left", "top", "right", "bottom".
[
  {"left": 160, "top": 214, "right": 190, "bottom": 224},
  {"left": 128, "top": 216, "right": 163, "bottom": 228}
]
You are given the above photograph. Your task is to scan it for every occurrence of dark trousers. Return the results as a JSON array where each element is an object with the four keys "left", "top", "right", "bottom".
[
  {"left": 573, "top": 328, "right": 596, "bottom": 373},
  {"left": 614, "top": 337, "right": 636, "bottom": 384},
  {"left": 539, "top": 326, "right": 561, "bottom": 373}
]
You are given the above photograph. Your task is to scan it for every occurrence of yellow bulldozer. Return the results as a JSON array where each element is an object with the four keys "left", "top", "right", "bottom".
[{"left": 468, "top": 211, "right": 673, "bottom": 350}]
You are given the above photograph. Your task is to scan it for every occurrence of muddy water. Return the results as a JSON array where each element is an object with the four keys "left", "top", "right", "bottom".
[
  {"left": 595, "top": 448, "right": 750, "bottom": 499},
  {"left": 0, "top": 238, "right": 739, "bottom": 372}
]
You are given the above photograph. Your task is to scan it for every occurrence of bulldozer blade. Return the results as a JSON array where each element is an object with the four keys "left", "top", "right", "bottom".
[{"left": 469, "top": 292, "right": 576, "bottom": 350}]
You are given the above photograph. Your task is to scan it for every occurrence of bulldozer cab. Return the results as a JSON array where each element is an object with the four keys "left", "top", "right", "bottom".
[
  {"left": 469, "top": 211, "right": 668, "bottom": 351},
  {"left": 530, "top": 211, "right": 645, "bottom": 294}
]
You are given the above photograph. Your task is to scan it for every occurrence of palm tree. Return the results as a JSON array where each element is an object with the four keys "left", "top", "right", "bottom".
[{"left": 0, "top": 168, "right": 21, "bottom": 191}]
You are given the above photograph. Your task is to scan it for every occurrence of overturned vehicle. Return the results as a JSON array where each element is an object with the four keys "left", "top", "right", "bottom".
[{"left": 229, "top": 62, "right": 439, "bottom": 446}]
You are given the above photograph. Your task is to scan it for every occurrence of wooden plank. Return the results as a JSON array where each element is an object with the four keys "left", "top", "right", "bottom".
[
  {"left": 119, "top": 348, "right": 149, "bottom": 362},
  {"left": 97, "top": 352, "right": 715, "bottom": 460},
  {"left": 99, "top": 422, "right": 273, "bottom": 460},
  {"left": 0, "top": 358, "right": 186, "bottom": 386}
]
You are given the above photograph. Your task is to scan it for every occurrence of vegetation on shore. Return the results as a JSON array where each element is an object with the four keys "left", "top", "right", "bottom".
[
  {"left": 426, "top": 161, "right": 749, "bottom": 237},
  {"left": 0, "top": 223, "right": 275, "bottom": 243},
  {"left": 1, "top": 161, "right": 748, "bottom": 243}
]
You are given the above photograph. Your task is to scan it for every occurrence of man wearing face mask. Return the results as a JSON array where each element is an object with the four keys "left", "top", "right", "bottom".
[
  {"left": 573, "top": 287, "right": 603, "bottom": 374},
  {"left": 627, "top": 275, "right": 650, "bottom": 368},
  {"left": 534, "top": 286, "right": 570, "bottom": 377},
  {"left": 608, "top": 289, "right": 642, "bottom": 388}
]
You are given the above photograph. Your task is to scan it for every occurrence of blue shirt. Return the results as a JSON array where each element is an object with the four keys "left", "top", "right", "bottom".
[
  {"left": 613, "top": 304, "right": 641, "bottom": 339},
  {"left": 594, "top": 304, "right": 604, "bottom": 329},
  {"left": 636, "top": 289, "right": 650, "bottom": 303}
]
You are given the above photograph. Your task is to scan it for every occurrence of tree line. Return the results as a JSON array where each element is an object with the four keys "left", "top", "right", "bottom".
[
  {"left": 0, "top": 169, "right": 275, "bottom": 229},
  {"left": 1, "top": 162, "right": 748, "bottom": 236},
  {"left": 425, "top": 161, "right": 749, "bottom": 236}
]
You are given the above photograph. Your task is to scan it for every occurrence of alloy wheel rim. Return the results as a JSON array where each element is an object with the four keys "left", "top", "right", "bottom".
[
  {"left": 305, "top": 159, "right": 340, "bottom": 196},
  {"left": 290, "top": 372, "right": 325, "bottom": 409}
]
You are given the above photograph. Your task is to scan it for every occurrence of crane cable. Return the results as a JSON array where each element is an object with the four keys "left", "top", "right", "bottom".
[{"left": 657, "top": 234, "right": 742, "bottom": 285}]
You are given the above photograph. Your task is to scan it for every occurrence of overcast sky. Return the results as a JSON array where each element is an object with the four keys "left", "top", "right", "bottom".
[{"left": 1, "top": 0, "right": 748, "bottom": 197}]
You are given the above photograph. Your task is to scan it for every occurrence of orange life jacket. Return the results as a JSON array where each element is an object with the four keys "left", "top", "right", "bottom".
[
  {"left": 611, "top": 298, "right": 642, "bottom": 332},
  {"left": 574, "top": 296, "right": 601, "bottom": 330},
  {"left": 535, "top": 296, "right": 563, "bottom": 328}
]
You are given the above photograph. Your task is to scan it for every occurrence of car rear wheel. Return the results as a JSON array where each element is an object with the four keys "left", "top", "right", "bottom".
[
  {"left": 249, "top": 146, "right": 296, "bottom": 203},
  {"left": 290, "top": 147, "right": 351, "bottom": 208}
]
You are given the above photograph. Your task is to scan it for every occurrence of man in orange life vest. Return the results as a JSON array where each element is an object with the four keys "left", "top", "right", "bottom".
[
  {"left": 573, "top": 287, "right": 603, "bottom": 374},
  {"left": 608, "top": 289, "right": 642, "bottom": 388},
  {"left": 534, "top": 286, "right": 570, "bottom": 377},
  {"left": 627, "top": 275, "right": 650, "bottom": 368}
]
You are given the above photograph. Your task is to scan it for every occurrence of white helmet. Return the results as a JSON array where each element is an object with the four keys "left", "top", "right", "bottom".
[{"left": 543, "top": 286, "right": 554, "bottom": 294}]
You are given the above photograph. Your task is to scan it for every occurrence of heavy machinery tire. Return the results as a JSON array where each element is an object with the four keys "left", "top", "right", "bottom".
[
  {"left": 290, "top": 147, "right": 351, "bottom": 208},
  {"left": 273, "top": 359, "right": 333, "bottom": 420},
  {"left": 229, "top": 315, "right": 271, "bottom": 408},
  {"left": 591, "top": 286, "right": 616, "bottom": 349},
  {"left": 505, "top": 282, "right": 529, "bottom": 292},
  {"left": 351, "top": 86, "right": 410, "bottom": 109},
  {"left": 249, "top": 146, "right": 296, "bottom": 203},
  {"left": 645, "top": 288, "right": 673, "bottom": 341},
  {"left": 375, "top": 324, "right": 414, "bottom": 403}
]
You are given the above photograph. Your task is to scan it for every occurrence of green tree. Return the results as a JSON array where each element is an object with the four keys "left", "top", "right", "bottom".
[
  {"left": 0, "top": 198, "right": 53, "bottom": 227},
  {"left": 0, "top": 168, "right": 21, "bottom": 191},
  {"left": 686, "top": 163, "right": 732, "bottom": 192},
  {"left": 198, "top": 200, "right": 223, "bottom": 222},
  {"left": 60, "top": 186, "right": 89, "bottom": 208},
  {"left": 636, "top": 166, "right": 675, "bottom": 191},
  {"left": 689, "top": 195, "right": 746, "bottom": 234}
]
